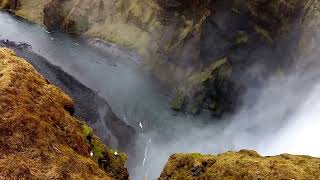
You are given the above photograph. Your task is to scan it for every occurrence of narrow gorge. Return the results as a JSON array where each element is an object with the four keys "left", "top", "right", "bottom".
[{"left": 0, "top": 0, "right": 320, "bottom": 179}]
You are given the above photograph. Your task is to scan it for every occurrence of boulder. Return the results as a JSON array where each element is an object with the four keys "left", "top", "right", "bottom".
[{"left": 159, "top": 150, "right": 320, "bottom": 179}]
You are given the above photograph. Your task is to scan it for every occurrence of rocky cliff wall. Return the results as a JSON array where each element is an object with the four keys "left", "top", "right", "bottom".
[{"left": 1, "top": 0, "right": 319, "bottom": 115}]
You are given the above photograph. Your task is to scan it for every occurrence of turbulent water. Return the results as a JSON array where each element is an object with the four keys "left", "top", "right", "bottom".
[{"left": 1, "top": 11, "right": 320, "bottom": 180}]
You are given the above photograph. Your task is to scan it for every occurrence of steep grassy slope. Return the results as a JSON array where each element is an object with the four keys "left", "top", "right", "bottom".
[
  {"left": 159, "top": 150, "right": 320, "bottom": 180},
  {"left": 0, "top": 47, "right": 128, "bottom": 179},
  {"left": 0, "top": 0, "right": 48, "bottom": 23}
]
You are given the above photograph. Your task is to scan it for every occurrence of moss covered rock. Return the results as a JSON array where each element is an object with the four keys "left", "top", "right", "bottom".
[
  {"left": 0, "top": 47, "right": 128, "bottom": 179},
  {"left": 176, "top": 57, "right": 234, "bottom": 115},
  {"left": 159, "top": 150, "right": 320, "bottom": 180},
  {"left": 170, "top": 90, "right": 186, "bottom": 111}
]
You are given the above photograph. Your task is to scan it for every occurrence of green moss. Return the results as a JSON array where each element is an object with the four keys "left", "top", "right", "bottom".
[
  {"left": 235, "top": 31, "right": 248, "bottom": 44},
  {"left": 208, "top": 57, "right": 232, "bottom": 82},
  {"left": 170, "top": 90, "right": 185, "bottom": 111},
  {"left": 88, "top": 136, "right": 128, "bottom": 179},
  {"left": 91, "top": 138, "right": 105, "bottom": 161},
  {"left": 180, "top": 57, "right": 232, "bottom": 115},
  {"left": 81, "top": 123, "right": 93, "bottom": 139},
  {"left": 107, "top": 149, "right": 127, "bottom": 167},
  {"left": 160, "top": 150, "right": 320, "bottom": 179},
  {"left": 186, "top": 105, "right": 198, "bottom": 115},
  {"left": 187, "top": 57, "right": 231, "bottom": 86},
  {"left": 188, "top": 71, "right": 212, "bottom": 85},
  {"left": 210, "top": 58, "right": 228, "bottom": 69},
  {"left": 186, "top": 93, "right": 205, "bottom": 115},
  {"left": 188, "top": 153, "right": 203, "bottom": 159},
  {"left": 103, "top": 148, "right": 127, "bottom": 179},
  {"left": 81, "top": 123, "right": 126, "bottom": 168},
  {"left": 254, "top": 25, "right": 273, "bottom": 43}
]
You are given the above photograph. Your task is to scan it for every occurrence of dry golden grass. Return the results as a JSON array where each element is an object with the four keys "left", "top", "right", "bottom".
[
  {"left": 0, "top": 48, "right": 127, "bottom": 179},
  {"left": 159, "top": 150, "right": 320, "bottom": 180},
  {"left": 15, "top": 0, "right": 49, "bottom": 24}
]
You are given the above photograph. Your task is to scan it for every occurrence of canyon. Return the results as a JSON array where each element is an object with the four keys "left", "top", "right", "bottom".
[{"left": 0, "top": 0, "right": 320, "bottom": 179}]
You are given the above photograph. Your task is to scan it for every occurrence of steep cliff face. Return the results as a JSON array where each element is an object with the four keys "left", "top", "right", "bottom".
[
  {"left": 1, "top": 0, "right": 318, "bottom": 115},
  {"left": 0, "top": 47, "right": 128, "bottom": 179},
  {"left": 159, "top": 150, "right": 320, "bottom": 179},
  {"left": 297, "top": 0, "right": 320, "bottom": 68},
  {"left": 41, "top": 0, "right": 316, "bottom": 115}
]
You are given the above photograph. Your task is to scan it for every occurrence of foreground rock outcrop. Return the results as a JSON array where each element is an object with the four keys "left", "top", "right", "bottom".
[
  {"left": 0, "top": 39, "right": 137, "bottom": 160},
  {"left": 0, "top": 47, "right": 128, "bottom": 179},
  {"left": 159, "top": 150, "right": 320, "bottom": 179}
]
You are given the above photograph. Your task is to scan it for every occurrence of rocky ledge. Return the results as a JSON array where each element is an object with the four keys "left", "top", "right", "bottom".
[
  {"left": 0, "top": 47, "right": 128, "bottom": 179},
  {"left": 159, "top": 150, "right": 320, "bottom": 179}
]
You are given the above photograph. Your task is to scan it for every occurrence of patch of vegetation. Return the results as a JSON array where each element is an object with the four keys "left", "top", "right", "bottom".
[
  {"left": 170, "top": 90, "right": 185, "bottom": 111},
  {"left": 187, "top": 57, "right": 231, "bottom": 86},
  {"left": 186, "top": 92, "right": 205, "bottom": 115},
  {"left": 160, "top": 150, "right": 320, "bottom": 179},
  {"left": 81, "top": 123, "right": 93, "bottom": 139},
  {"left": 81, "top": 123, "right": 127, "bottom": 179},
  {"left": 91, "top": 138, "right": 105, "bottom": 161},
  {"left": 235, "top": 31, "right": 249, "bottom": 44},
  {"left": 254, "top": 25, "right": 273, "bottom": 43}
]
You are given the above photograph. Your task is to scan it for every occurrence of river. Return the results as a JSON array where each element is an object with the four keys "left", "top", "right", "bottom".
[{"left": 1, "top": 10, "right": 320, "bottom": 180}]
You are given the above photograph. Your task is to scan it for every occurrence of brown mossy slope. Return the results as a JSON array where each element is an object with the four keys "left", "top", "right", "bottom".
[
  {"left": 159, "top": 150, "right": 320, "bottom": 180},
  {"left": 0, "top": 47, "right": 128, "bottom": 179}
]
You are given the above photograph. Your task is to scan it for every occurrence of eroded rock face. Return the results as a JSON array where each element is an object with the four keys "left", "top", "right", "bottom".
[
  {"left": 1, "top": 0, "right": 318, "bottom": 115},
  {"left": 39, "top": 0, "right": 313, "bottom": 115},
  {"left": 43, "top": 0, "right": 65, "bottom": 30},
  {"left": 0, "top": 47, "right": 129, "bottom": 179},
  {"left": 159, "top": 150, "right": 320, "bottom": 179}
]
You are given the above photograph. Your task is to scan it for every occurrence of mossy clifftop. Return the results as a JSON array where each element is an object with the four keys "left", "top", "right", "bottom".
[
  {"left": 159, "top": 150, "right": 320, "bottom": 180},
  {"left": 0, "top": 47, "right": 128, "bottom": 179}
]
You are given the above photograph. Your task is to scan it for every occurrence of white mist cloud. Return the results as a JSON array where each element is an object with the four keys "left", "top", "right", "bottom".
[
  {"left": 264, "top": 82, "right": 320, "bottom": 157},
  {"left": 134, "top": 65, "right": 320, "bottom": 179}
]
